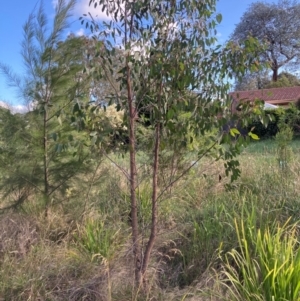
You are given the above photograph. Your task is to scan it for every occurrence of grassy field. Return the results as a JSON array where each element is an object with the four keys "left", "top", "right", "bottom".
[{"left": 1, "top": 138, "right": 300, "bottom": 300}]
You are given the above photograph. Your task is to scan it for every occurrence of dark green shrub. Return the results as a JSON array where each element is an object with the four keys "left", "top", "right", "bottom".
[
  {"left": 249, "top": 117, "right": 279, "bottom": 138},
  {"left": 249, "top": 106, "right": 300, "bottom": 139}
]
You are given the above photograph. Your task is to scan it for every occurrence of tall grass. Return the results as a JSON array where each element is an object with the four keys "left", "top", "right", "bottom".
[
  {"left": 75, "top": 217, "right": 125, "bottom": 301},
  {"left": 217, "top": 215, "right": 300, "bottom": 301},
  {"left": 1, "top": 140, "right": 300, "bottom": 300},
  {"left": 75, "top": 218, "right": 122, "bottom": 263}
]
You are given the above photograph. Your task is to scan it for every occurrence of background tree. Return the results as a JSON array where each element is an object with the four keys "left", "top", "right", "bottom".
[
  {"left": 265, "top": 72, "right": 300, "bottom": 88},
  {"left": 0, "top": 0, "right": 93, "bottom": 214},
  {"left": 231, "top": 0, "right": 300, "bottom": 82},
  {"left": 234, "top": 69, "right": 270, "bottom": 91},
  {"left": 0, "top": 108, "right": 35, "bottom": 209},
  {"left": 235, "top": 71, "right": 300, "bottom": 91},
  {"left": 69, "top": 35, "right": 122, "bottom": 105},
  {"left": 80, "top": 0, "right": 265, "bottom": 288}
]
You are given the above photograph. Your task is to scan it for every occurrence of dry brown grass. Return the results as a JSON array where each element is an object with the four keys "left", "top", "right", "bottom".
[
  {"left": 0, "top": 213, "right": 39, "bottom": 259},
  {"left": 1, "top": 141, "right": 300, "bottom": 300}
]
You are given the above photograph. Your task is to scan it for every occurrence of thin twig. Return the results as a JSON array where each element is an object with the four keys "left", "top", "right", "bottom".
[
  {"left": 157, "top": 141, "right": 218, "bottom": 201},
  {"left": 103, "top": 152, "right": 130, "bottom": 180}
]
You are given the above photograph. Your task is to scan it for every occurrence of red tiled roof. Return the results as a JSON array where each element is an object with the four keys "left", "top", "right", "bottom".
[{"left": 229, "top": 86, "right": 300, "bottom": 106}]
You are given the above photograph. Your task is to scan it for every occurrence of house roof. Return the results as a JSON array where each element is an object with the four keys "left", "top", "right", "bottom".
[{"left": 229, "top": 86, "right": 300, "bottom": 106}]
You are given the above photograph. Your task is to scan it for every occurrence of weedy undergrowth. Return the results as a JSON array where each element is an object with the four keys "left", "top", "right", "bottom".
[{"left": 216, "top": 215, "right": 300, "bottom": 301}]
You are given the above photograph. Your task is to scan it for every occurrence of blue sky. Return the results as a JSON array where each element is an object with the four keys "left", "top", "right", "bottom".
[{"left": 0, "top": 0, "right": 275, "bottom": 109}]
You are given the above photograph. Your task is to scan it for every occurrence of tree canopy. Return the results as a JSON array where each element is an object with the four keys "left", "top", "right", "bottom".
[
  {"left": 234, "top": 71, "right": 300, "bottom": 91},
  {"left": 231, "top": 0, "right": 300, "bottom": 82}
]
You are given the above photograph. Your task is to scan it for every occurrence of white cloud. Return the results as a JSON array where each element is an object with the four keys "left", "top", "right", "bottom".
[
  {"left": 76, "top": 28, "right": 85, "bottom": 36},
  {"left": 11, "top": 105, "right": 29, "bottom": 114},
  {"left": 0, "top": 101, "right": 29, "bottom": 114},
  {"left": 52, "top": 0, "right": 58, "bottom": 9}
]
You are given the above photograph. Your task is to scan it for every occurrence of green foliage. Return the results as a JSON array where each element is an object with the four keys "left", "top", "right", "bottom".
[
  {"left": 75, "top": 218, "right": 122, "bottom": 264},
  {"left": 264, "top": 72, "right": 300, "bottom": 88},
  {"left": 0, "top": 109, "right": 37, "bottom": 207},
  {"left": 235, "top": 71, "right": 300, "bottom": 91},
  {"left": 275, "top": 120, "right": 293, "bottom": 172},
  {"left": 79, "top": 104, "right": 128, "bottom": 151},
  {"left": 0, "top": 1, "right": 96, "bottom": 211},
  {"left": 285, "top": 104, "right": 300, "bottom": 134},
  {"left": 173, "top": 203, "right": 236, "bottom": 287},
  {"left": 0, "top": 104, "right": 91, "bottom": 210},
  {"left": 248, "top": 112, "right": 279, "bottom": 139},
  {"left": 249, "top": 105, "right": 300, "bottom": 139},
  {"left": 218, "top": 217, "right": 300, "bottom": 301},
  {"left": 1, "top": 139, "right": 300, "bottom": 298},
  {"left": 79, "top": 0, "right": 267, "bottom": 183}
]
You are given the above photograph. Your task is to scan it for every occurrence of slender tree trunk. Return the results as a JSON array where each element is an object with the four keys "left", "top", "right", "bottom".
[
  {"left": 127, "top": 62, "right": 142, "bottom": 285},
  {"left": 272, "top": 59, "right": 278, "bottom": 81},
  {"left": 124, "top": 1, "right": 143, "bottom": 287},
  {"left": 272, "top": 68, "right": 278, "bottom": 82},
  {"left": 43, "top": 107, "right": 49, "bottom": 217},
  {"left": 141, "top": 82, "right": 163, "bottom": 285},
  {"left": 141, "top": 121, "right": 160, "bottom": 278}
]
